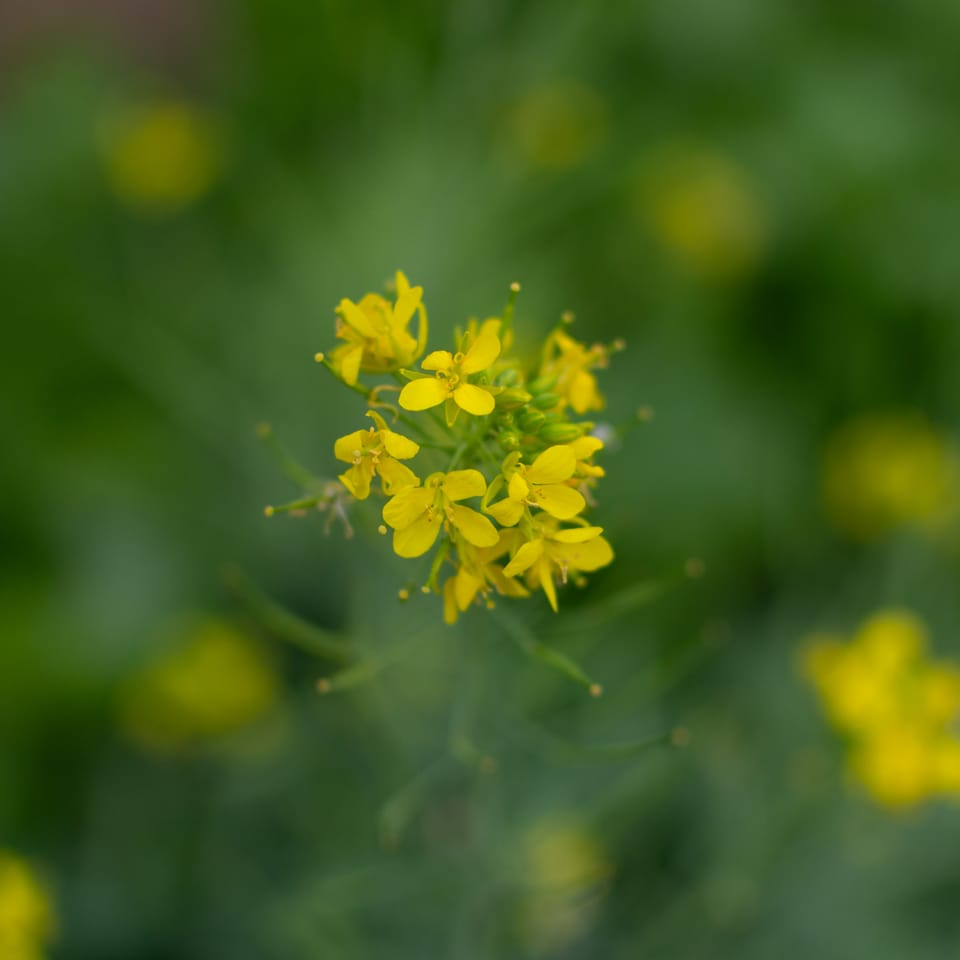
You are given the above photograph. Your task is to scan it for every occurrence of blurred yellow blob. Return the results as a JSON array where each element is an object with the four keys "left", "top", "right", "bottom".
[
  {"left": 516, "top": 817, "right": 612, "bottom": 955},
  {"left": 500, "top": 82, "right": 609, "bottom": 172},
  {"left": 0, "top": 852, "right": 56, "bottom": 960},
  {"left": 803, "top": 609, "right": 960, "bottom": 810},
  {"left": 120, "top": 619, "right": 279, "bottom": 751},
  {"left": 637, "top": 146, "right": 765, "bottom": 278},
  {"left": 102, "top": 101, "right": 220, "bottom": 213},
  {"left": 822, "top": 414, "right": 959, "bottom": 541}
]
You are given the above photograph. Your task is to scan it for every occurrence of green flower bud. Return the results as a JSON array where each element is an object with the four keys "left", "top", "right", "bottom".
[
  {"left": 519, "top": 409, "right": 547, "bottom": 432},
  {"left": 532, "top": 392, "right": 561, "bottom": 410},
  {"left": 528, "top": 374, "right": 558, "bottom": 394},
  {"left": 498, "top": 430, "right": 521, "bottom": 451},
  {"left": 539, "top": 421, "right": 585, "bottom": 443},
  {"left": 496, "top": 388, "right": 533, "bottom": 411}
]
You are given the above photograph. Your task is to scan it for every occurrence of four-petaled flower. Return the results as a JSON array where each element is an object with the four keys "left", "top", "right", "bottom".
[
  {"left": 399, "top": 319, "right": 501, "bottom": 419},
  {"left": 383, "top": 469, "right": 500, "bottom": 558},
  {"left": 442, "top": 532, "right": 529, "bottom": 624},
  {"left": 540, "top": 329, "right": 606, "bottom": 414},
  {"left": 487, "top": 445, "right": 586, "bottom": 526},
  {"left": 503, "top": 522, "right": 614, "bottom": 612},
  {"left": 334, "top": 411, "right": 420, "bottom": 500},
  {"left": 330, "top": 271, "right": 425, "bottom": 385}
]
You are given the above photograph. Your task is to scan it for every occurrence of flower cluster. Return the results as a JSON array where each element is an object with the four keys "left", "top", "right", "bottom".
[
  {"left": 310, "top": 271, "right": 618, "bottom": 623},
  {"left": 804, "top": 610, "right": 960, "bottom": 809}
]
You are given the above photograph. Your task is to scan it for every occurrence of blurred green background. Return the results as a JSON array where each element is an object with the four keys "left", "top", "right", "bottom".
[{"left": 3, "top": 1, "right": 960, "bottom": 957}]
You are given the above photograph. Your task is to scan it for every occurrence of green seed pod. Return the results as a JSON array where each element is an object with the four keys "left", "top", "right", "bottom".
[
  {"left": 539, "top": 421, "right": 585, "bottom": 443},
  {"left": 532, "top": 392, "right": 561, "bottom": 410},
  {"left": 519, "top": 409, "right": 547, "bottom": 432},
  {"left": 496, "top": 388, "right": 533, "bottom": 411}
]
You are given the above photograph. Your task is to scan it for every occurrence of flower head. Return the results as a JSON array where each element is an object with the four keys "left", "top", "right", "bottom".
[
  {"left": 442, "top": 531, "right": 529, "bottom": 624},
  {"left": 503, "top": 521, "right": 613, "bottom": 612},
  {"left": 329, "top": 271, "right": 426, "bottom": 385},
  {"left": 399, "top": 319, "right": 501, "bottom": 421},
  {"left": 487, "top": 446, "right": 586, "bottom": 527},
  {"left": 334, "top": 411, "right": 420, "bottom": 500},
  {"left": 383, "top": 469, "right": 499, "bottom": 558},
  {"left": 540, "top": 329, "right": 607, "bottom": 414}
]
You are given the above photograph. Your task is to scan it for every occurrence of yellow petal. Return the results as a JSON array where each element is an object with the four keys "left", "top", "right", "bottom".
[
  {"left": 553, "top": 536, "right": 614, "bottom": 572},
  {"left": 333, "top": 429, "right": 370, "bottom": 463},
  {"left": 526, "top": 445, "right": 576, "bottom": 484},
  {"left": 569, "top": 369, "right": 602, "bottom": 413},
  {"left": 552, "top": 525, "right": 603, "bottom": 543},
  {"left": 508, "top": 472, "right": 529, "bottom": 501},
  {"left": 392, "top": 286, "right": 422, "bottom": 331},
  {"left": 399, "top": 377, "right": 448, "bottom": 411},
  {"left": 338, "top": 465, "right": 371, "bottom": 500},
  {"left": 337, "top": 343, "right": 364, "bottom": 386},
  {"left": 450, "top": 504, "right": 499, "bottom": 547},
  {"left": 339, "top": 298, "right": 377, "bottom": 338},
  {"left": 568, "top": 436, "right": 604, "bottom": 459},
  {"left": 377, "top": 457, "right": 420, "bottom": 495},
  {"left": 442, "top": 469, "right": 486, "bottom": 501},
  {"left": 455, "top": 567, "right": 484, "bottom": 611},
  {"left": 421, "top": 350, "right": 454, "bottom": 371},
  {"left": 453, "top": 383, "right": 495, "bottom": 415},
  {"left": 382, "top": 487, "right": 433, "bottom": 529},
  {"left": 538, "top": 557, "right": 559, "bottom": 612},
  {"left": 393, "top": 513, "right": 442, "bottom": 558},
  {"left": 531, "top": 483, "right": 585, "bottom": 520},
  {"left": 486, "top": 498, "right": 524, "bottom": 527},
  {"left": 395, "top": 270, "right": 411, "bottom": 297},
  {"left": 443, "top": 576, "right": 460, "bottom": 625},
  {"left": 460, "top": 327, "right": 501, "bottom": 374},
  {"left": 381, "top": 429, "right": 419, "bottom": 459},
  {"left": 503, "top": 538, "right": 545, "bottom": 577}
]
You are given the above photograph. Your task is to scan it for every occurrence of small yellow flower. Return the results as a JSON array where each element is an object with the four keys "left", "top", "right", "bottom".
[
  {"left": 442, "top": 532, "right": 529, "bottom": 624},
  {"left": 399, "top": 319, "right": 501, "bottom": 418},
  {"left": 503, "top": 522, "right": 613, "bottom": 612},
  {"left": 334, "top": 411, "right": 420, "bottom": 500},
  {"left": 0, "top": 852, "right": 56, "bottom": 960},
  {"left": 383, "top": 469, "right": 499, "bottom": 558},
  {"left": 329, "top": 271, "right": 426, "bottom": 385},
  {"left": 540, "top": 330, "right": 606, "bottom": 414},
  {"left": 487, "top": 446, "right": 586, "bottom": 526}
]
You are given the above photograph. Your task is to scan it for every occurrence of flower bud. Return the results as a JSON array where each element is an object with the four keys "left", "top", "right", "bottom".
[
  {"left": 532, "top": 392, "right": 562, "bottom": 410},
  {"left": 496, "top": 388, "right": 534, "bottom": 411},
  {"left": 519, "top": 409, "right": 547, "bottom": 433},
  {"left": 498, "top": 430, "right": 521, "bottom": 451},
  {"left": 539, "top": 421, "right": 585, "bottom": 443},
  {"left": 528, "top": 374, "right": 558, "bottom": 394}
]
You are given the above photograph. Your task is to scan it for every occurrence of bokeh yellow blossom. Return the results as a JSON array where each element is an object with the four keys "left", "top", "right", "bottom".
[
  {"left": 102, "top": 100, "right": 220, "bottom": 213},
  {"left": 803, "top": 609, "right": 960, "bottom": 809},
  {"left": 822, "top": 413, "right": 960, "bottom": 541},
  {"left": 636, "top": 146, "right": 766, "bottom": 279},
  {"left": 516, "top": 817, "right": 612, "bottom": 956},
  {"left": 0, "top": 852, "right": 56, "bottom": 960},
  {"left": 499, "top": 81, "right": 609, "bottom": 173},
  {"left": 120, "top": 618, "right": 279, "bottom": 750},
  {"left": 539, "top": 329, "right": 607, "bottom": 414}
]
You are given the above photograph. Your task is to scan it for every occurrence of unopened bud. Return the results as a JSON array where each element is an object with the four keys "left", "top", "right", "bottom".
[
  {"left": 539, "top": 421, "right": 585, "bottom": 443},
  {"left": 498, "top": 430, "right": 521, "bottom": 451},
  {"left": 496, "top": 388, "right": 533, "bottom": 411},
  {"left": 528, "top": 374, "right": 558, "bottom": 394},
  {"left": 519, "top": 409, "right": 547, "bottom": 433},
  {"left": 531, "top": 392, "right": 561, "bottom": 411}
]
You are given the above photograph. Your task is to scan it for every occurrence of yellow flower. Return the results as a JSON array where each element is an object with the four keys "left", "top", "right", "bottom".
[
  {"left": 442, "top": 532, "right": 529, "bottom": 624},
  {"left": 399, "top": 319, "right": 501, "bottom": 419},
  {"left": 102, "top": 100, "right": 219, "bottom": 213},
  {"left": 503, "top": 522, "right": 613, "bottom": 612},
  {"left": 383, "top": 470, "right": 499, "bottom": 558},
  {"left": 329, "top": 271, "right": 426, "bottom": 385},
  {"left": 0, "top": 852, "right": 56, "bottom": 960},
  {"left": 119, "top": 619, "right": 279, "bottom": 750},
  {"left": 334, "top": 411, "right": 420, "bottom": 500},
  {"left": 850, "top": 726, "right": 934, "bottom": 809},
  {"left": 540, "top": 330, "right": 606, "bottom": 414},
  {"left": 487, "top": 446, "right": 586, "bottom": 527},
  {"left": 822, "top": 413, "right": 959, "bottom": 541}
]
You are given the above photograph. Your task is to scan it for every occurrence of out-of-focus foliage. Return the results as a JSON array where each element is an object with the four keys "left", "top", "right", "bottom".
[{"left": 3, "top": 0, "right": 960, "bottom": 957}]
